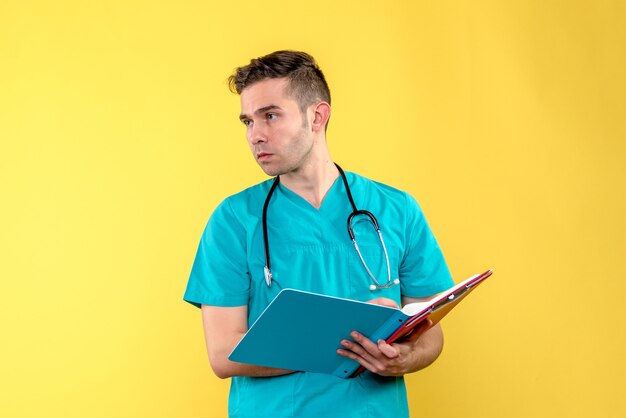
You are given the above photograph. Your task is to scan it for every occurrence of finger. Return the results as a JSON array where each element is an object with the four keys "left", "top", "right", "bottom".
[
  {"left": 336, "top": 348, "right": 381, "bottom": 373},
  {"left": 377, "top": 339, "right": 400, "bottom": 358},
  {"left": 339, "top": 339, "right": 368, "bottom": 357},
  {"left": 339, "top": 337, "right": 388, "bottom": 370},
  {"left": 366, "top": 297, "right": 399, "bottom": 308},
  {"left": 339, "top": 336, "right": 382, "bottom": 363},
  {"left": 349, "top": 331, "right": 381, "bottom": 355}
]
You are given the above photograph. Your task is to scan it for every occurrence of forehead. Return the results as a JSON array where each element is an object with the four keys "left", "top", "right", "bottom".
[{"left": 240, "top": 78, "right": 298, "bottom": 114}]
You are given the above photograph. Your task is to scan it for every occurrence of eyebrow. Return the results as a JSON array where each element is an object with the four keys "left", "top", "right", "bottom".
[{"left": 239, "top": 105, "right": 282, "bottom": 121}]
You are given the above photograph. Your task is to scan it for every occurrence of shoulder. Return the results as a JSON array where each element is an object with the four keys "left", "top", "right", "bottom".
[
  {"left": 347, "top": 171, "right": 418, "bottom": 207},
  {"left": 345, "top": 171, "right": 426, "bottom": 230},
  {"left": 204, "top": 178, "right": 275, "bottom": 229},
  {"left": 217, "top": 178, "right": 275, "bottom": 211}
]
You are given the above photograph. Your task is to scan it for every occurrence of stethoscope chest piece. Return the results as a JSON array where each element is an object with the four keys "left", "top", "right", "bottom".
[{"left": 263, "top": 266, "right": 273, "bottom": 287}]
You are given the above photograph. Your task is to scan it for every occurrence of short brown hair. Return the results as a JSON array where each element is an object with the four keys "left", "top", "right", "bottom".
[{"left": 228, "top": 50, "right": 331, "bottom": 113}]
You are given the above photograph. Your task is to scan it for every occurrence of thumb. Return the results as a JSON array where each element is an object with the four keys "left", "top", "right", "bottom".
[{"left": 377, "top": 339, "right": 400, "bottom": 358}]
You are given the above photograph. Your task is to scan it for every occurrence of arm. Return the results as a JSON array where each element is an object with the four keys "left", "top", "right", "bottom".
[
  {"left": 201, "top": 304, "right": 295, "bottom": 379},
  {"left": 336, "top": 296, "right": 445, "bottom": 376}
]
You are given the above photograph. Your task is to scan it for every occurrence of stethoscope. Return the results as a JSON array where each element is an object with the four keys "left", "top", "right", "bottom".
[{"left": 262, "top": 163, "right": 400, "bottom": 291}]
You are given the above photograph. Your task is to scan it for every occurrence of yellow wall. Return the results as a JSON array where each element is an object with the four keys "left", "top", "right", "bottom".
[{"left": 1, "top": 1, "right": 624, "bottom": 417}]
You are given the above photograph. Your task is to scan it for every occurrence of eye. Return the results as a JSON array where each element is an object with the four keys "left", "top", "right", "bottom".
[
  {"left": 266, "top": 113, "right": 278, "bottom": 121},
  {"left": 241, "top": 119, "right": 252, "bottom": 127}
]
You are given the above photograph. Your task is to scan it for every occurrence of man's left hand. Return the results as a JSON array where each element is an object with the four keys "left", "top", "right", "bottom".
[{"left": 336, "top": 319, "right": 435, "bottom": 376}]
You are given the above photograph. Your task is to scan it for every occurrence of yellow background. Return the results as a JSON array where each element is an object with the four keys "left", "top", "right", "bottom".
[{"left": 1, "top": 1, "right": 625, "bottom": 417}]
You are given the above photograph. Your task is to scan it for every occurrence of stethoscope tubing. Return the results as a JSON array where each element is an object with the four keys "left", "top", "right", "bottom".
[{"left": 262, "top": 163, "right": 399, "bottom": 290}]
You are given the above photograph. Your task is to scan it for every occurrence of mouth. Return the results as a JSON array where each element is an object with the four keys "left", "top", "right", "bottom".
[{"left": 256, "top": 152, "right": 272, "bottom": 161}]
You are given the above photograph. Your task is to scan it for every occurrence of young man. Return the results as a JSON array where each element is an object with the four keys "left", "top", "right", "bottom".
[{"left": 184, "top": 50, "right": 453, "bottom": 417}]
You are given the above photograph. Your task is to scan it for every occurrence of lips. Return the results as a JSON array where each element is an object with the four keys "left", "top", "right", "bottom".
[{"left": 257, "top": 152, "right": 272, "bottom": 161}]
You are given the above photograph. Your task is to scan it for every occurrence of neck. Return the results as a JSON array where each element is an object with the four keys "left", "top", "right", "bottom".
[{"left": 279, "top": 159, "right": 339, "bottom": 209}]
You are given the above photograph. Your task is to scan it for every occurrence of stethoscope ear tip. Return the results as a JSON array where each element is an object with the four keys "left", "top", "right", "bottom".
[{"left": 369, "top": 284, "right": 377, "bottom": 291}]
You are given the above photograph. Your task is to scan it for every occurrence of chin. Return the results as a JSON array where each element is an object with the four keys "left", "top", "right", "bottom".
[
  {"left": 258, "top": 163, "right": 281, "bottom": 177},
  {"left": 257, "top": 159, "right": 295, "bottom": 177}
]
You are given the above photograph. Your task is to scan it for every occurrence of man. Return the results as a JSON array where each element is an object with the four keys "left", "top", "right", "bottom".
[{"left": 184, "top": 50, "right": 453, "bottom": 417}]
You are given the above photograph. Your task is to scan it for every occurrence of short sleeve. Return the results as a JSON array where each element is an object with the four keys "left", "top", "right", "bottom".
[
  {"left": 399, "top": 193, "right": 454, "bottom": 298},
  {"left": 183, "top": 199, "right": 250, "bottom": 308}
]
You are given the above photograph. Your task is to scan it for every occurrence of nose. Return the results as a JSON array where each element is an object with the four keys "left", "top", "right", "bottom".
[{"left": 247, "top": 121, "right": 268, "bottom": 145}]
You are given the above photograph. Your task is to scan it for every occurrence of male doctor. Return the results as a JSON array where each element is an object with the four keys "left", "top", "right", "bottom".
[{"left": 184, "top": 50, "right": 453, "bottom": 417}]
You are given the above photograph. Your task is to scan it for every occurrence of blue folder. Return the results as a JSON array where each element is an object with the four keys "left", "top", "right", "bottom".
[{"left": 228, "top": 270, "right": 492, "bottom": 378}]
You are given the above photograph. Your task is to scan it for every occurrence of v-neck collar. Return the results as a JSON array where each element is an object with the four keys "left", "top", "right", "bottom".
[{"left": 276, "top": 174, "right": 346, "bottom": 215}]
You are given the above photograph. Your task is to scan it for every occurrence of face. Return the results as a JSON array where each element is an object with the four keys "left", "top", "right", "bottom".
[{"left": 239, "top": 78, "right": 315, "bottom": 177}]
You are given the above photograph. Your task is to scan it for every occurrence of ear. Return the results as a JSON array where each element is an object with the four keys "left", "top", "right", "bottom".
[{"left": 311, "top": 101, "right": 331, "bottom": 132}]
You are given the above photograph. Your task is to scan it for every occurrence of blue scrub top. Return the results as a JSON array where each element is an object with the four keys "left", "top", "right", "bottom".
[{"left": 184, "top": 172, "right": 453, "bottom": 418}]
